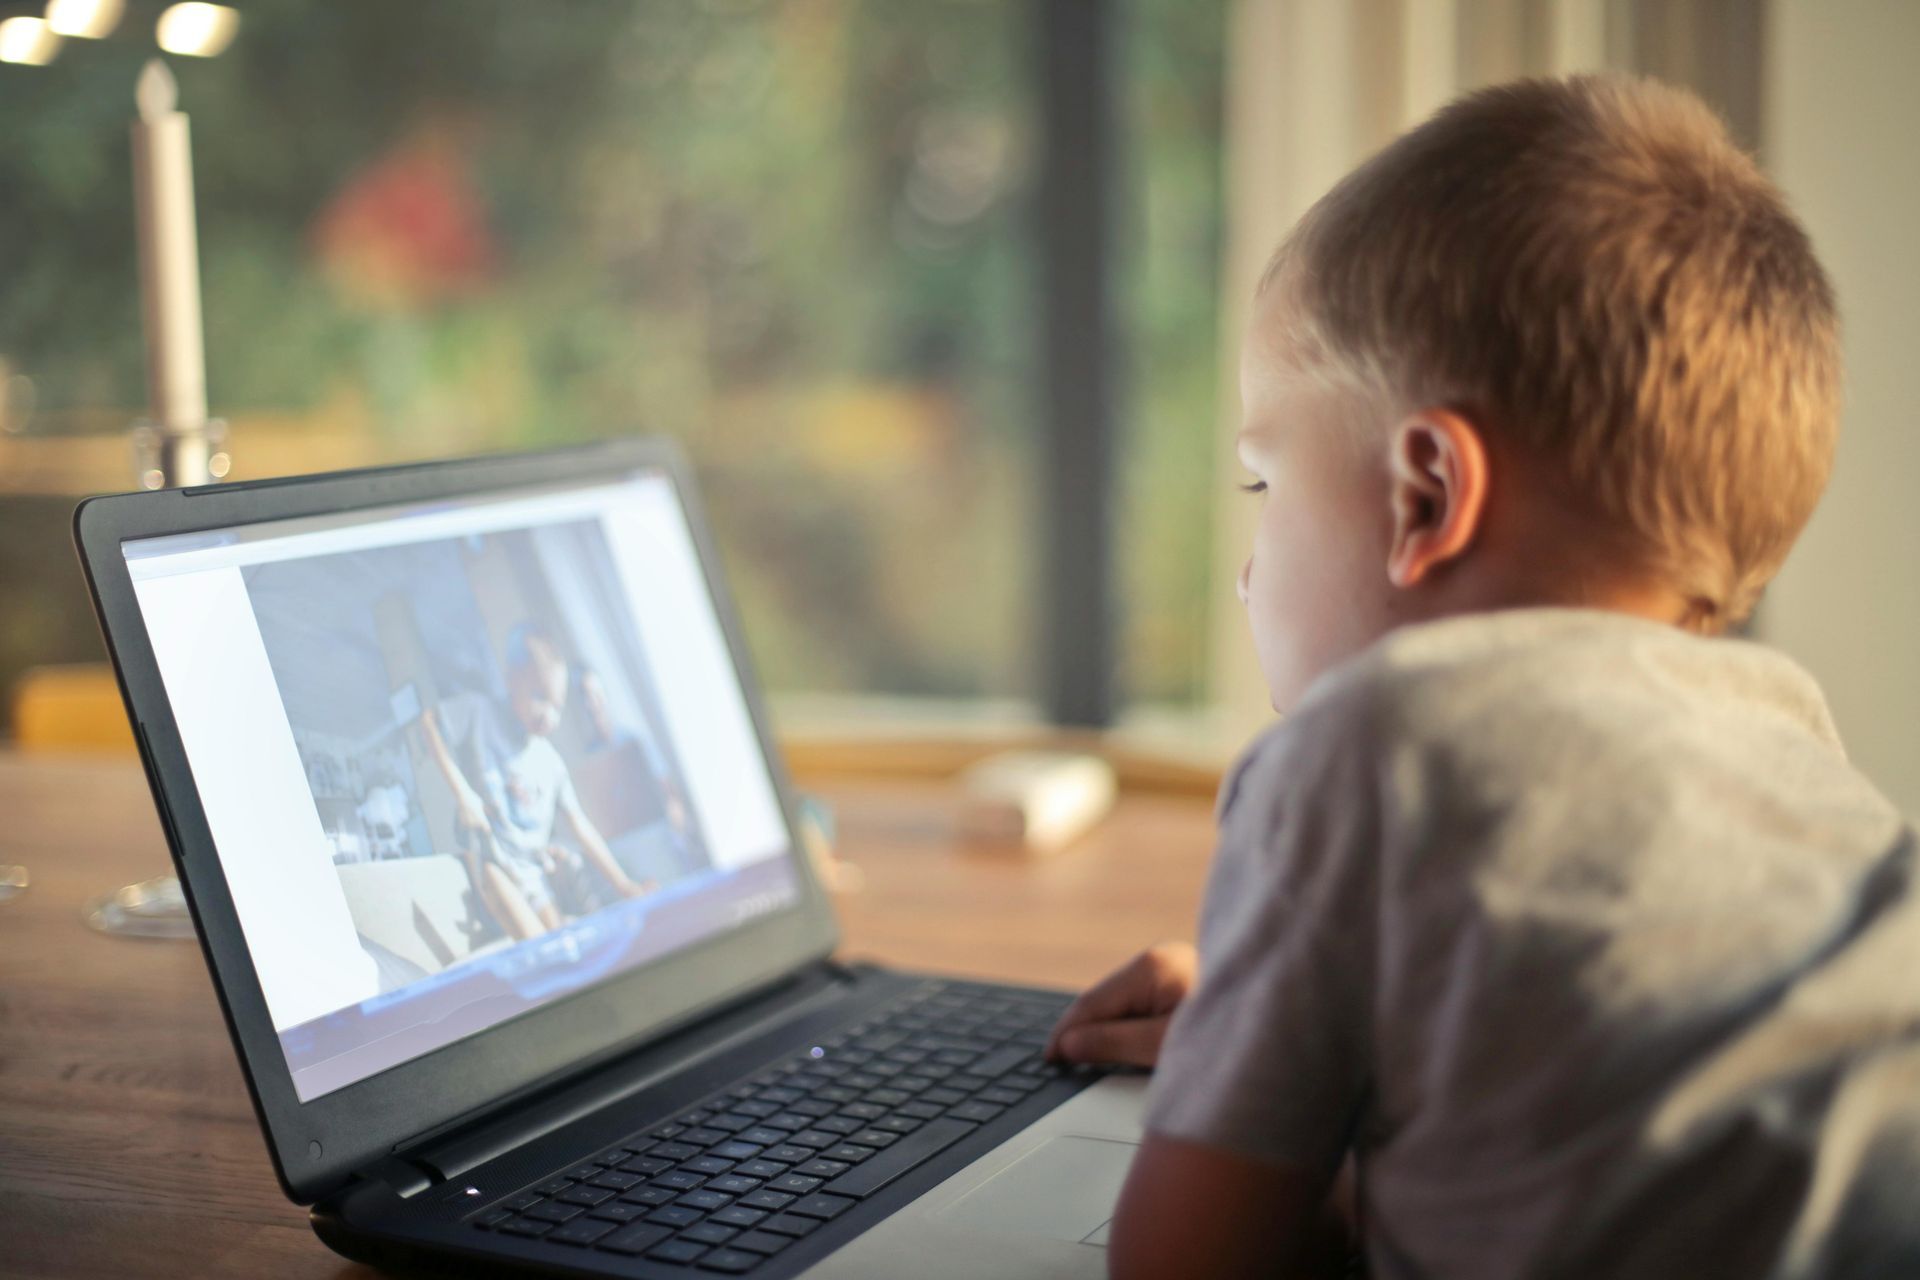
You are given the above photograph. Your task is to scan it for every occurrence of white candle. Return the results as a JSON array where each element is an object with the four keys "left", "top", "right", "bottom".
[{"left": 131, "top": 58, "right": 210, "bottom": 484}]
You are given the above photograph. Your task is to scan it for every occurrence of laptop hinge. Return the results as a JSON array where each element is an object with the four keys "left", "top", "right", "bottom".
[
  {"left": 361, "top": 1154, "right": 437, "bottom": 1200},
  {"left": 403, "top": 960, "right": 857, "bottom": 1186}
]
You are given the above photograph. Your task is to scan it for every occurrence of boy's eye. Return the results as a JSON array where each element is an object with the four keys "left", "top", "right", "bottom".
[{"left": 1238, "top": 480, "right": 1267, "bottom": 496}]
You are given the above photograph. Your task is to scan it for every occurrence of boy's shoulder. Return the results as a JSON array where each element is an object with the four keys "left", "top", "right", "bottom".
[{"left": 1226, "top": 607, "right": 1863, "bottom": 842}]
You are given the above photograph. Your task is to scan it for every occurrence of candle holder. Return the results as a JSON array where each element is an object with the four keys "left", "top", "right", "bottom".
[{"left": 131, "top": 416, "right": 229, "bottom": 489}]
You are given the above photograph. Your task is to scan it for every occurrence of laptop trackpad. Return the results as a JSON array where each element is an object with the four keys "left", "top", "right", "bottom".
[{"left": 935, "top": 1135, "right": 1136, "bottom": 1245}]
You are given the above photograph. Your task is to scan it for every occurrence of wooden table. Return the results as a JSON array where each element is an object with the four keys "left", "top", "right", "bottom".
[{"left": 0, "top": 753, "right": 1218, "bottom": 1279}]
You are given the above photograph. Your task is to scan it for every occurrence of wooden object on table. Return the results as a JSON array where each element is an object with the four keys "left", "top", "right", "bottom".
[
  {"left": 0, "top": 752, "right": 1219, "bottom": 1280},
  {"left": 9, "top": 664, "right": 136, "bottom": 754}
]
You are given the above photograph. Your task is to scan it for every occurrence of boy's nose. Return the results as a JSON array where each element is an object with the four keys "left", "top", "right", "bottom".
[{"left": 1236, "top": 557, "right": 1252, "bottom": 605}]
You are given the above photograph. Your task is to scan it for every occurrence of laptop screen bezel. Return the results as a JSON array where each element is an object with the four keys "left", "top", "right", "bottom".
[{"left": 74, "top": 439, "right": 841, "bottom": 1205}]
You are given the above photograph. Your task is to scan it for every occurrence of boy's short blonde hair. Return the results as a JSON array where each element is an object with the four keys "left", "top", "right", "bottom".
[{"left": 1264, "top": 74, "right": 1840, "bottom": 626}]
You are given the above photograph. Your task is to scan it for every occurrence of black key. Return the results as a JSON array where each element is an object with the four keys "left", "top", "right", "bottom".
[
  {"left": 565, "top": 1163, "right": 606, "bottom": 1180},
  {"left": 977, "top": 1087, "right": 1024, "bottom": 1106},
  {"left": 710, "top": 1205, "right": 768, "bottom": 1228},
  {"left": 617, "top": 1138, "right": 660, "bottom": 1158},
  {"left": 842, "top": 1072, "right": 882, "bottom": 1090},
  {"left": 735, "top": 1159, "right": 788, "bottom": 1179},
  {"left": 682, "top": 1222, "right": 739, "bottom": 1246},
  {"left": 786, "top": 1193, "right": 857, "bottom": 1221},
  {"left": 498, "top": 1217, "right": 554, "bottom": 1238},
  {"left": 696, "top": 1248, "right": 761, "bottom": 1274},
  {"left": 738, "top": 1127, "right": 788, "bottom": 1146},
  {"left": 822, "top": 1143, "right": 878, "bottom": 1164},
  {"left": 788, "top": 1129, "right": 839, "bottom": 1149},
  {"left": 653, "top": 1125, "right": 685, "bottom": 1140},
  {"left": 768, "top": 1173, "right": 822, "bottom": 1195},
  {"left": 712, "top": 1141, "right": 766, "bottom": 1161},
  {"left": 548, "top": 1216, "right": 617, "bottom": 1246},
  {"left": 532, "top": 1178, "right": 573, "bottom": 1196},
  {"left": 733, "top": 1100, "right": 780, "bottom": 1117},
  {"left": 739, "top": 1189, "right": 795, "bottom": 1211},
  {"left": 652, "top": 1170, "right": 708, "bottom": 1191},
  {"left": 815, "top": 1116, "right": 862, "bottom": 1135},
  {"left": 921, "top": 1089, "right": 966, "bottom": 1108},
  {"left": 759, "top": 1113, "right": 808, "bottom": 1132},
  {"left": 796, "top": 1159, "right": 850, "bottom": 1179},
  {"left": 758, "top": 1086, "right": 802, "bottom": 1104},
  {"left": 731, "top": 1230, "right": 792, "bottom": 1255},
  {"left": 502, "top": 1191, "right": 543, "bottom": 1212},
  {"left": 647, "top": 1238, "right": 710, "bottom": 1264},
  {"left": 894, "top": 1075, "right": 937, "bottom": 1093},
  {"left": 868, "top": 1088, "right": 910, "bottom": 1107},
  {"left": 622, "top": 1185, "right": 679, "bottom": 1206},
  {"left": 789, "top": 1098, "right": 836, "bottom": 1117},
  {"left": 708, "top": 1174, "right": 762, "bottom": 1194},
  {"left": 681, "top": 1109, "right": 714, "bottom": 1125},
  {"left": 646, "top": 1205, "right": 706, "bottom": 1228},
  {"left": 678, "top": 1189, "right": 735, "bottom": 1211},
  {"left": 681, "top": 1126, "right": 729, "bottom": 1146},
  {"left": 758, "top": 1213, "right": 821, "bottom": 1238},
  {"left": 849, "top": 1129, "right": 900, "bottom": 1149},
  {"left": 814, "top": 1085, "right": 857, "bottom": 1103},
  {"left": 620, "top": 1155, "right": 673, "bottom": 1176},
  {"left": 652, "top": 1141, "right": 701, "bottom": 1161},
  {"left": 597, "top": 1222, "right": 672, "bottom": 1256},
  {"left": 591, "top": 1170, "right": 644, "bottom": 1190},
  {"left": 765, "top": 1145, "right": 817, "bottom": 1165},
  {"left": 588, "top": 1201, "right": 650, "bottom": 1223},
  {"left": 967, "top": 1046, "right": 1031, "bottom": 1079},
  {"left": 839, "top": 1103, "right": 886, "bottom": 1121},
  {"left": 473, "top": 1209, "right": 514, "bottom": 1230},
  {"left": 524, "top": 1201, "right": 585, "bottom": 1224},
  {"left": 950, "top": 1101, "right": 1005, "bottom": 1123},
  {"left": 824, "top": 1117, "right": 978, "bottom": 1198},
  {"left": 874, "top": 1116, "right": 922, "bottom": 1134},
  {"left": 707, "top": 1112, "right": 757, "bottom": 1132},
  {"left": 898, "top": 1101, "right": 945, "bottom": 1120},
  {"left": 558, "top": 1184, "right": 618, "bottom": 1207},
  {"left": 687, "top": 1156, "right": 737, "bottom": 1175}
]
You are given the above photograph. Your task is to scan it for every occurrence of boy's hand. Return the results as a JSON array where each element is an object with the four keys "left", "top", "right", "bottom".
[{"left": 1045, "top": 942, "right": 1197, "bottom": 1069}]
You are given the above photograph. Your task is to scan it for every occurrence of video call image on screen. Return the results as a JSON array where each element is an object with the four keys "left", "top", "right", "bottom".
[
  {"left": 244, "top": 518, "right": 712, "bottom": 990},
  {"left": 127, "top": 476, "right": 801, "bottom": 1100}
]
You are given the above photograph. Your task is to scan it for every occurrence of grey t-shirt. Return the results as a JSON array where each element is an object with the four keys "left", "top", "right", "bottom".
[{"left": 1148, "top": 609, "right": 1920, "bottom": 1279}]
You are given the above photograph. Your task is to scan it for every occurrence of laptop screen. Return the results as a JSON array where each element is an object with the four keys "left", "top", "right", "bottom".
[{"left": 123, "top": 468, "right": 802, "bottom": 1102}]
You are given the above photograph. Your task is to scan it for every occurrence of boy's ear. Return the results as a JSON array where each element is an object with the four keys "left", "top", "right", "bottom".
[{"left": 1385, "top": 407, "right": 1491, "bottom": 588}]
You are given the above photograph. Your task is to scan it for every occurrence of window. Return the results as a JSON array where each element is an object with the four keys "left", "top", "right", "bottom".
[{"left": 0, "top": 0, "right": 1227, "bottom": 729}]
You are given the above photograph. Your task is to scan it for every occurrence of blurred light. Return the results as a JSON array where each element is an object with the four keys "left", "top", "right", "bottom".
[
  {"left": 46, "top": 0, "right": 122, "bottom": 39},
  {"left": 0, "top": 16, "right": 62, "bottom": 65},
  {"left": 156, "top": 2, "right": 238, "bottom": 57}
]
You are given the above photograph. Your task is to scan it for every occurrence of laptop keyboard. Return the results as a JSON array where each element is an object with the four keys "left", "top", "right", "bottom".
[{"left": 467, "top": 980, "right": 1079, "bottom": 1273}]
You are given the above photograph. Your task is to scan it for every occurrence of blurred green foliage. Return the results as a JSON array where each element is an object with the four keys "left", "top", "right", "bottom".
[{"left": 0, "top": 0, "right": 1221, "bottom": 713}]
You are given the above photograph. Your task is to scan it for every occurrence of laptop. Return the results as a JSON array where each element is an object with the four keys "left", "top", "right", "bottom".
[{"left": 74, "top": 439, "right": 1147, "bottom": 1278}]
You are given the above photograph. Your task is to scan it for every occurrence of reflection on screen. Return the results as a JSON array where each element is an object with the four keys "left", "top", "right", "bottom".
[{"left": 126, "top": 472, "right": 800, "bottom": 1100}]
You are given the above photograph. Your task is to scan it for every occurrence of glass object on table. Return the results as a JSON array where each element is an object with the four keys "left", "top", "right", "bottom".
[{"left": 85, "top": 874, "right": 195, "bottom": 938}]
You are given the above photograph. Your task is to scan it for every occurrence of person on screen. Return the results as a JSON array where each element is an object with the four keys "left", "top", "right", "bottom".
[
  {"left": 418, "top": 623, "right": 653, "bottom": 941},
  {"left": 577, "top": 665, "right": 699, "bottom": 857}
]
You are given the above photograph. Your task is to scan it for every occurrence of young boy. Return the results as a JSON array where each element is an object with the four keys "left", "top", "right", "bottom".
[
  {"left": 1047, "top": 75, "right": 1920, "bottom": 1278},
  {"left": 420, "top": 623, "right": 652, "bottom": 940}
]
